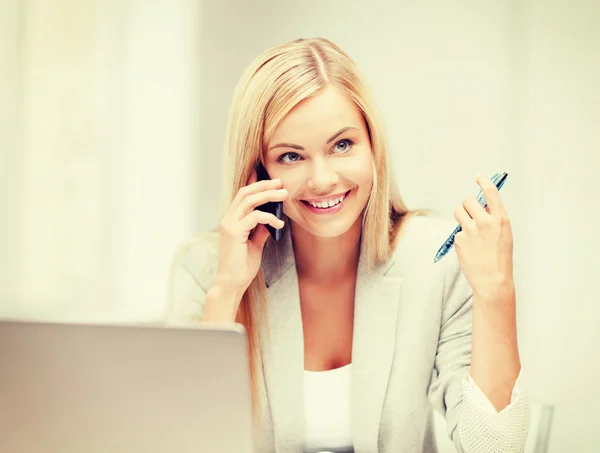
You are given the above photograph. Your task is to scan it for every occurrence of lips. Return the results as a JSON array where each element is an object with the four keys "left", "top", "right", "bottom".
[{"left": 300, "top": 190, "right": 352, "bottom": 214}]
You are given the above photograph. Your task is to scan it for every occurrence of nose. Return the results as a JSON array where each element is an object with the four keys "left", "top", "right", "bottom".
[{"left": 307, "top": 158, "right": 339, "bottom": 192}]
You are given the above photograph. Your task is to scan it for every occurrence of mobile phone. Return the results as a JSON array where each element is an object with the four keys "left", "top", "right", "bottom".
[{"left": 255, "top": 162, "right": 283, "bottom": 241}]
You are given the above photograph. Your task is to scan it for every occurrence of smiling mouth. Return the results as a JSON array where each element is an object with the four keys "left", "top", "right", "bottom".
[{"left": 301, "top": 190, "right": 351, "bottom": 209}]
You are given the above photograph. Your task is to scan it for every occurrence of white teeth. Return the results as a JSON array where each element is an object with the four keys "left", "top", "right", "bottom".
[{"left": 308, "top": 193, "right": 345, "bottom": 209}]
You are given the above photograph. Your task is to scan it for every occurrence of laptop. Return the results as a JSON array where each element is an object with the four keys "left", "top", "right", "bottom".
[{"left": 0, "top": 319, "right": 255, "bottom": 453}]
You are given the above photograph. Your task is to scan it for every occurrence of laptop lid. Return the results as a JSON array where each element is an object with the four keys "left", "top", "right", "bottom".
[{"left": 0, "top": 319, "right": 255, "bottom": 453}]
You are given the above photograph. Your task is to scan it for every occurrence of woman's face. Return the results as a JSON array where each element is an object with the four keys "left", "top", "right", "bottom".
[{"left": 264, "top": 86, "right": 374, "bottom": 239}]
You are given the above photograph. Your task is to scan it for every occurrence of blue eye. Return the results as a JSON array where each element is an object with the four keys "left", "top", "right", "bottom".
[
  {"left": 278, "top": 152, "right": 301, "bottom": 163},
  {"left": 333, "top": 139, "right": 354, "bottom": 153}
]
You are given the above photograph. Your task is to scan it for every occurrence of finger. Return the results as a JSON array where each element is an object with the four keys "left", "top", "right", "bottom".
[
  {"left": 231, "top": 179, "right": 283, "bottom": 212},
  {"left": 463, "top": 197, "right": 488, "bottom": 223},
  {"left": 237, "top": 210, "right": 284, "bottom": 239},
  {"left": 453, "top": 206, "right": 476, "bottom": 231},
  {"left": 234, "top": 188, "right": 288, "bottom": 221},
  {"left": 476, "top": 175, "right": 506, "bottom": 216}
]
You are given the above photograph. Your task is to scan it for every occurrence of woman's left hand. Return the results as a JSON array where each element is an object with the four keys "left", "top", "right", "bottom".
[{"left": 453, "top": 175, "right": 515, "bottom": 302}]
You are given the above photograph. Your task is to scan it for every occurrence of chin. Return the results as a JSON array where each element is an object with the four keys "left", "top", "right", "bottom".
[
  {"left": 289, "top": 213, "right": 364, "bottom": 239},
  {"left": 305, "top": 225, "right": 353, "bottom": 239}
]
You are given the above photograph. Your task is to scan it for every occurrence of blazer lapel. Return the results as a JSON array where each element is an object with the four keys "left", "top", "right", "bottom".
[
  {"left": 257, "top": 227, "right": 403, "bottom": 453},
  {"left": 351, "top": 240, "right": 402, "bottom": 453},
  {"left": 259, "top": 228, "right": 305, "bottom": 453}
]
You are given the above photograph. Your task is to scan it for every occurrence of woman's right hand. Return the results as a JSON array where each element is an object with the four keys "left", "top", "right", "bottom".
[{"left": 214, "top": 171, "right": 288, "bottom": 300}]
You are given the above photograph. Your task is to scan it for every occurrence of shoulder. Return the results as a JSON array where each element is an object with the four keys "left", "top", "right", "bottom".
[
  {"left": 398, "top": 214, "right": 457, "bottom": 248},
  {"left": 165, "top": 231, "right": 221, "bottom": 324},
  {"left": 389, "top": 214, "right": 473, "bottom": 325},
  {"left": 169, "top": 231, "right": 221, "bottom": 296},
  {"left": 389, "top": 213, "right": 469, "bottom": 296},
  {"left": 390, "top": 213, "right": 459, "bottom": 274},
  {"left": 398, "top": 213, "right": 473, "bottom": 306}
]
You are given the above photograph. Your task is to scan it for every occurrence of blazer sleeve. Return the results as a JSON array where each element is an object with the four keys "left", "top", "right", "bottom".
[
  {"left": 427, "top": 249, "right": 531, "bottom": 453},
  {"left": 163, "top": 237, "right": 216, "bottom": 325}
]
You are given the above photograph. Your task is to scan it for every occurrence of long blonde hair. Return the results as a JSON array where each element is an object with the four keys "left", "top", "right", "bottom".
[{"left": 220, "top": 37, "right": 430, "bottom": 419}]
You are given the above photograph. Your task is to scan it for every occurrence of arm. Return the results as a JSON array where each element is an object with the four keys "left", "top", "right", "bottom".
[
  {"left": 428, "top": 250, "right": 531, "bottom": 453},
  {"left": 164, "top": 242, "right": 208, "bottom": 325},
  {"left": 470, "top": 284, "right": 521, "bottom": 412},
  {"left": 164, "top": 236, "right": 241, "bottom": 325}
]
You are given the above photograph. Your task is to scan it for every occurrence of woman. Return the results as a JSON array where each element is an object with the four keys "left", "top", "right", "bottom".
[{"left": 166, "top": 38, "right": 531, "bottom": 453}]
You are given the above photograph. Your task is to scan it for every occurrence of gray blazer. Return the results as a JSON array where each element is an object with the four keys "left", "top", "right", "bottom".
[{"left": 166, "top": 215, "right": 528, "bottom": 453}]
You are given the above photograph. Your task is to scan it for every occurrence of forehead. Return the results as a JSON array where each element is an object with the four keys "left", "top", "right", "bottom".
[{"left": 269, "top": 86, "right": 366, "bottom": 143}]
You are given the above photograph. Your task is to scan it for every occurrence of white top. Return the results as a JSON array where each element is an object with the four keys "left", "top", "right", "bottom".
[{"left": 304, "top": 364, "right": 354, "bottom": 453}]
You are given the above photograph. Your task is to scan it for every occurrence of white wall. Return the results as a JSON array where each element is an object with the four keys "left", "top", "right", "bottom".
[
  {"left": 518, "top": 0, "right": 600, "bottom": 450},
  {"left": 0, "top": 0, "right": 22, "bottom": 305},
  {"left": 1, "top": 0, "right": 203, "bottom": 321},
  {"left": 114, "top": 0, "right": 203, "bottom": 321}
]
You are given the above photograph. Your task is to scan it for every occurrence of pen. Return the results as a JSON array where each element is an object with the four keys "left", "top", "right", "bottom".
[{"left": 433, "top": 172, "right": 508, "bottom": 263}]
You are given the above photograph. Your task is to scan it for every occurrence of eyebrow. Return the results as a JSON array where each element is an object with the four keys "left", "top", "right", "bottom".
[{"left": 267, "top": 126, "right": 359, "bottom": 152}]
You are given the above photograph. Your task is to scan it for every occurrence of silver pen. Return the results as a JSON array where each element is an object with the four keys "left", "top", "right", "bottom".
[{"left": 433, "top": 172, "right": 508, "bottom": 263}]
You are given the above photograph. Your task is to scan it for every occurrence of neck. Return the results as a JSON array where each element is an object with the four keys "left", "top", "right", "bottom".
[{"left": 290, "top": 217, "right": 362, "bottom": 283}]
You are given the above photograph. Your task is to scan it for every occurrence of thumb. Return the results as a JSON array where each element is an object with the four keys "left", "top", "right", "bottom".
[{"left": 250, "top": 224, "right": 271, "bottom": 252}]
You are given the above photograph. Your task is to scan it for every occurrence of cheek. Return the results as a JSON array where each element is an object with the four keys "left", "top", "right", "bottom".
[
  {"left": 281, "top": 174, "right": 301, "bottom": 192},
  {"left": 349, "top": 151, "right": 374, "bottom": 187},
  {"left": 277, "top": 171, "right": 303, "bottom": 207},
  {"left": 361, "top": 160, "right": 374, "bottom": 186}
]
